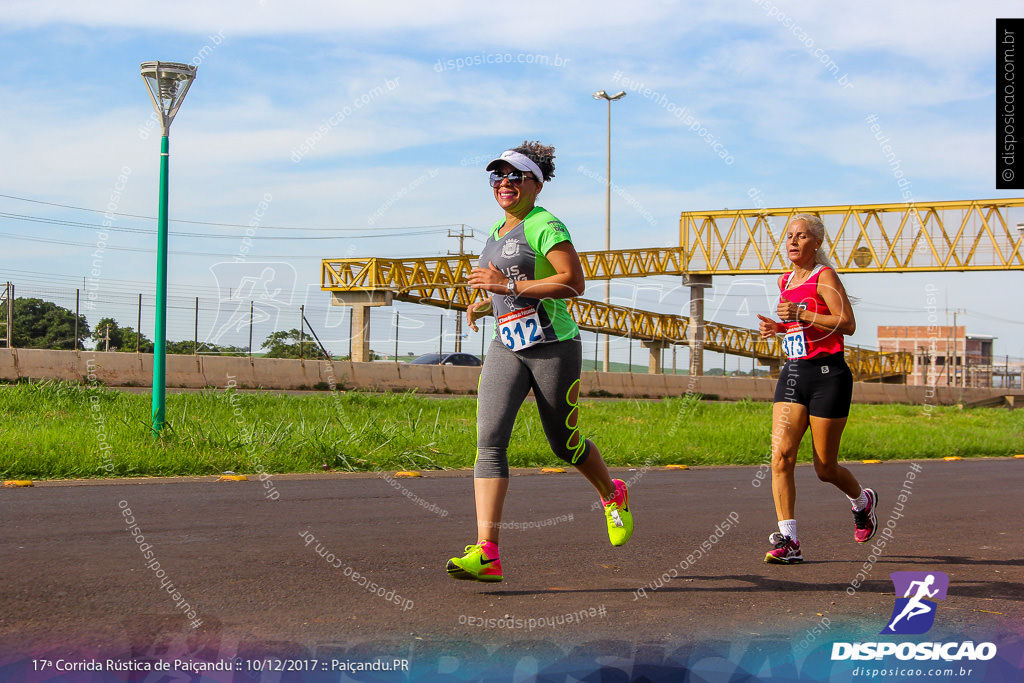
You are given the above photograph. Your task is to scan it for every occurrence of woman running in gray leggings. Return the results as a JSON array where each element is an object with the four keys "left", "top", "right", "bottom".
[{"left": 445, "top": 141, "right": 633, "bottom": 583}]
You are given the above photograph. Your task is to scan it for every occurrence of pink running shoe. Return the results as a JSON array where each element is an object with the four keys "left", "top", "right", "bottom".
[
  {"left": 764, "top": 532, "right": 803, "bottom": 564},
  {"left": 852, "top": 488, "right": 878, "bottom": 543}
]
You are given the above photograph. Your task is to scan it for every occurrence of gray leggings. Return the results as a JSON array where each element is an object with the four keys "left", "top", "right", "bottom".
[{"left": 475, "top": 337, "right": 592, "bottom": 478}]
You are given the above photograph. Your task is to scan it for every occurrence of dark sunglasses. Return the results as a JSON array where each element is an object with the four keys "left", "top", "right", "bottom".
[{"left": 489, "top": 170, "right": 534, "bottom": 188}]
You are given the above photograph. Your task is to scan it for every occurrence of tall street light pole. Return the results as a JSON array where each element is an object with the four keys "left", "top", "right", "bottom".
[
  {"left": 593, "top": 90, "right": 625, "bottom": 373},
  {"left": 140, "top": 61, "right": 196, "bottom": 435}
]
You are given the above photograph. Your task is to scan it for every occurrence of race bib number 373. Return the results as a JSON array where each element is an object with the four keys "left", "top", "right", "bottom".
[
  {"left": 782, "top": 328, "right": 807, "bottom": 359},
  {"left": 498, "top": 306, "right": 544, "bottom": 352}
]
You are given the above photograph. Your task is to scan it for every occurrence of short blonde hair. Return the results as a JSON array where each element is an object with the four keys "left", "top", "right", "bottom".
[{"left": 788, "top": 213, "right": 833, "bottom": 267}]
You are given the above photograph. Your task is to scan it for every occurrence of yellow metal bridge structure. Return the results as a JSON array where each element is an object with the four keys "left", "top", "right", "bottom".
[{"left": 322, "top": 198, "right": 1024, "bottom": 380}]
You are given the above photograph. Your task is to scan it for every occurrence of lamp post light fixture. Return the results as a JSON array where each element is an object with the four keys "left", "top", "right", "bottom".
[
  {"left": 140, "top": 61, "right": 196, "bottom": 435},
  {"left": 592, "top": 89, "right": 625, "bottom": 372}
]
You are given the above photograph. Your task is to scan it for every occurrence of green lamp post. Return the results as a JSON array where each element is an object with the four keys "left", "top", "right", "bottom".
[{"left": 140, "top": 61, "right": 196, "bottom": 435}]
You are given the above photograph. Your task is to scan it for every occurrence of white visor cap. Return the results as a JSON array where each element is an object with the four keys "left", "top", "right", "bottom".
[{"left": 485, "top": 150, "right": 544, "bottom": 182}]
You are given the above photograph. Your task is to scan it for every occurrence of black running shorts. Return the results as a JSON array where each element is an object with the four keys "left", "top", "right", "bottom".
[{"left": 773, "top": 352, "right": 853, "bottom": 419}]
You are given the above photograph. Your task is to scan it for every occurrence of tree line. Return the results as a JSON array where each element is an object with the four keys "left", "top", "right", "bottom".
[{"left": 0, "top": 297, "right": 330, "bottom": 359}]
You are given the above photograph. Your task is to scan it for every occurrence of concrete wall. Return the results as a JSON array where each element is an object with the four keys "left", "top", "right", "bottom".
[{"left": 0, "top": 348, "right": 1016, "bottom": 405}]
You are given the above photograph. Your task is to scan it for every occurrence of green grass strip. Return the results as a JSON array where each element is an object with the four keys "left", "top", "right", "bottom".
[{"left": 0, "top": 380, "right": 1019, "bottom": 480}]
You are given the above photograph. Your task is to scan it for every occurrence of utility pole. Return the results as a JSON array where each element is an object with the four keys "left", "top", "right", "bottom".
[
  {"left": 593, "top": 89, "right": 626, "bottom": 373},
  {"left": 448, "top": 225, "right": 474, "bottom": 353},
  {"left": 943, "top": 299, "right": 966, "bottom": 388},
  {"left": 1, "top": 282, "right": 13, "bottom": 348},
  {"left": 952, "top": 310, "right": 957, "bottom": 387}
]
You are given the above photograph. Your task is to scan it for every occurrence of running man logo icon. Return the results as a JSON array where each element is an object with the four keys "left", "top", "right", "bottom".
[{"left": 880, "top": 571, "right": 949, "bottom": 635}]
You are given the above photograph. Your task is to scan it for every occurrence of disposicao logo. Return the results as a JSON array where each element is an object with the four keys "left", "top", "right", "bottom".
[
  {"left": 881, "top": 571, "right": 948, "bottom": 635},
  {"left": 831, "top": 571, "right": 997, "bottom": 663}
]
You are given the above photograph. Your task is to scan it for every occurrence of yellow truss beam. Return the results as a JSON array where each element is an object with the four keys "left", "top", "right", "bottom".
[
  {"left": 322, "top": 199, "right": 1024, "bottom": 293},
  {"left": 680, "top": 198, "right": 1024, "bottom": 274},
  {"left": 321, "top": 197, "right": 1019, "bottom": 379},
  {"left": 359, "top": 289, "right": 910, "bottom": 381}
]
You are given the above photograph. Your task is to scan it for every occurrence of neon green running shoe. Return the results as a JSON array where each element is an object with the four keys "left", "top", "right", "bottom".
[
  {"left": 446, "top": 541, "right": 503, "bottom": 582},
  {"left": 603, "top": 479, "right": 633, "bottom": 546}
]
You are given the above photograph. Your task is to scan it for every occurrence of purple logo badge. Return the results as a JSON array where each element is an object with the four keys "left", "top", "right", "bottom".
[{"left": 881, "top": 571, "right": 949, "bottom": 635}]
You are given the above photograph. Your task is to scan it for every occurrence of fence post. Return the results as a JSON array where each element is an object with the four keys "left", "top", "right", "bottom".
[
  {"left": 249, "top": 300, "right": 254, "bottom": 359},
  {"left": 136, "top": 293, "right": 142, "bottom": 353},
  {"left": 9, "top": 282, "right": 13, "bottom": 348},
  {"left": 194, "top": 297, "right": 198, "bottom": 355}
]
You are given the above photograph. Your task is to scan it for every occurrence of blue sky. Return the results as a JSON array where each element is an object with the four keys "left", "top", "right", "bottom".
[{"left": 1, "top": 1, "right": 1021, "bottom": 363}]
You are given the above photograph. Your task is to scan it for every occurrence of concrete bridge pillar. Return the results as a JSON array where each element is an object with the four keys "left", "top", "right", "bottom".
[
  {"left": 683, "top": 274, "right": 712, "bottom": 376},
  {"left": 330, "top": 290, "right": 393, "bottom": 363}
]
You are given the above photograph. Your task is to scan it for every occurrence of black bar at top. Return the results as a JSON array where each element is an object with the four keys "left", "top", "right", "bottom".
[{"left": 996, "top": 18, "right": 1024, "bottom": 189}]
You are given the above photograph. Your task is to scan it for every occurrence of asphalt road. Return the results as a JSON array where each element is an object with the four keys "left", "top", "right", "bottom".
[{"left": 1, "top": 459, "right": 1022, "bottom": 681}]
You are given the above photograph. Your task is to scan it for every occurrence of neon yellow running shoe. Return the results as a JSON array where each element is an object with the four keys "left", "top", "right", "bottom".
[
  {"left": 446, "top": 541, "right": 503, "bottom": 582},
  {"left": 603, "top": 479, "right": 633, "bottom": 546}
]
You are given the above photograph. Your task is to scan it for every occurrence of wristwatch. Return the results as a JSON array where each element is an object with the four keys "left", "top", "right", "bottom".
[{"left": 506, "top": 278, "right": 517, "bottom": 296}]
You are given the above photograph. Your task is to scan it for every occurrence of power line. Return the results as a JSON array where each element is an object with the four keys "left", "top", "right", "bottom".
[
  {"left": 0, "top": 231, "right": 239, "bottom": 258},
  {"left": 0, "top": 212, "right": 449, "bottom": 240},
  {"left": 962, "top": 310, "right": 1024, "bottom": 325},
  {"left": 0, "top": 192, "right": 465, "bottom": 233}
]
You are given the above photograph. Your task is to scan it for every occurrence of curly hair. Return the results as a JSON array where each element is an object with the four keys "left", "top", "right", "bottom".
[{"left": 512, "top": 140, "right": 556, "bottom": 181}]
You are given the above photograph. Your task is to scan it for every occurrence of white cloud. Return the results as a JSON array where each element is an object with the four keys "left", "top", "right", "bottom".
[{"left": 1, "top": 1, "right": 1020, "bottom": 357}]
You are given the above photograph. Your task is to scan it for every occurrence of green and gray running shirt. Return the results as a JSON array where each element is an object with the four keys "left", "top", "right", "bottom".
[{"left": 478, "top": 206, "right": 580, "bottom": 350}]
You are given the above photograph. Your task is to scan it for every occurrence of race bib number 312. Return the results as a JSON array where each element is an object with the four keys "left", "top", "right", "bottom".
[{"left": 498, "top": 306, "right": 544, "bottom": 352}]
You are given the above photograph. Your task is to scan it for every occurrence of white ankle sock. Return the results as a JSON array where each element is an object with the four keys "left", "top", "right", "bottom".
[
  {"left": 849, "top": 490, "right": 869, "bottom": 511},
  {"left": 778, "top": 519, "right": 798, "bottom": 543}
]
